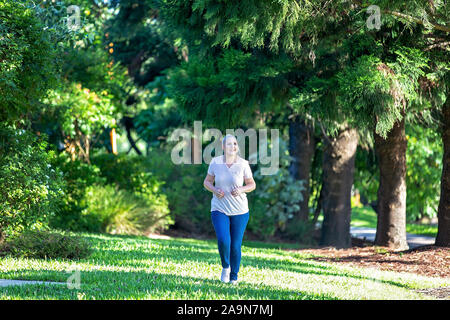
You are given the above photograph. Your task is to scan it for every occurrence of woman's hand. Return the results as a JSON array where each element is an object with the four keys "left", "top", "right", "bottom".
[
  {"left": 231, "top": 178, "right": 256, "bottom": 197},
  {"left": 214, "top": 188, "right": 225, "bottom": 198},
  {"left": 231, "top": 187, "right": 242, "bottom": 197}
]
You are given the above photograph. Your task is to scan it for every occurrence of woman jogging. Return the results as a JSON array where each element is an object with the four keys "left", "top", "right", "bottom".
[{"left": 203, "top": 134, "right": 256, "bottom": 284}]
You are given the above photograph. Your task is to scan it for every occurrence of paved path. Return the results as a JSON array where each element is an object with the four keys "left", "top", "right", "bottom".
[
  {"left": 0, "top": 279, "right": 66, "bottom": 287},
  {"left": 350, "top": 226, "right": 435, "bottom": 249}
]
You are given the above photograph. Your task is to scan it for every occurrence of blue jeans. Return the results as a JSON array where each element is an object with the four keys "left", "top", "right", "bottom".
[{"left": 211, "top": 210, "right": 249, "bottom": 281}]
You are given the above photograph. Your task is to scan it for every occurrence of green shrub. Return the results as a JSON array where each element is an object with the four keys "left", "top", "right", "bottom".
[
  {"left": 48, "top": 153, "right": 106, "bottom": 232},
  {"left": 81, "top": 184, "right": 173, "bottom": 235},
  {"left": 246, "top": 197, "right": 278, "bottom": 239},
  {"left": 0, "top": 230, "right": 92, "bottom": 260},
  {"left": 91, "top": 152, "right": 210, "bottom": 234},
  {"left": 165, "top": 167, "right": 212, "bottom": 233},
  {"left": 249, "top": 167, "right": 306, "bottom": 239},
  {"left": 248, "top": 139, "right": 307, "bottom": 240},
  {"left": 140, "top": 149, "right": 212, "bottom": 234},
  {"left": 91, "top": 153, "right": 165, "bottom": 198},
  {"left": 0, "top": 124, "right": 64, "bottom": 241},
  {"left": 51, "top": 152, "right": 173, "bottom": 235}
]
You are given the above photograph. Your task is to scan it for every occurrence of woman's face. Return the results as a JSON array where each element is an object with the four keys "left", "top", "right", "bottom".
[{"left": 223, "top": 137, "right": 238, "bottom": 156}]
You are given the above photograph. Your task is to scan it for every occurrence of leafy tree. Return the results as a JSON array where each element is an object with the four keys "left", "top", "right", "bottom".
[
  {"left": 288, "top": 1, "right": 447, "bottom": 249},
  {"left": 42, "top": 82, "right": 117, "bottom": 163},
  {"left": 335, "top": 47, "right": 429, "bottom": 249},
  {"left": 0, "top": 0, "right": 61, "bottom": 123},
  {"left": 158, "top": 1, "right": 359, "bottom": 247},
  {"left": 32, "top": 0, "right": 131, "bottom": 162},
  {"left": 340, "top": 1, "right": 449, "bottom": 247}
]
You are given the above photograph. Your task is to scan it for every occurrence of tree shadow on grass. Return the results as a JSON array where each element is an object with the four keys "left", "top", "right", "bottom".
[
  {"left": 90, "top": 242, "right": 418, "bottom": 291},
  {"left": 0, "top": 268, "right": 338, "bottom": 300},
  {"left": 15, "top": 232, "right": 420, "bottom": 295},
  {"left": 82, "top": 232, "right": 310, "bottom": 252}
]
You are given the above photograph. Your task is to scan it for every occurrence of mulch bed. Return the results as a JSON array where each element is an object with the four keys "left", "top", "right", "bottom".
[
  {"left": 290, "top": 238, "right": 450, "bottom": 279},
  {"left": 289, "top": 238, "right": 450, "bottom": 299}
]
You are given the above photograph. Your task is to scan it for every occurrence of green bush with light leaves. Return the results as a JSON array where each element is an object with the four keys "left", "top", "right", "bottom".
[
  {"left": 248, "top": 138, "right": 306, "bottom": 240},
  {"left": 90, "top": 153, "right": 174, "bottom": 235},
  {"left": 48, "top": 153, "right": 106, "bottom": 232},
  {"left": 0, "top": 124, "right": 65, "bottom": 242},
  {"left": 81, "top": 184, "right": 172, "bottom": 236}
]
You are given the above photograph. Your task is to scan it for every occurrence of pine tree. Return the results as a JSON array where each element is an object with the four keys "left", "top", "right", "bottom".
[
  {"left": 337, "top": 1, "right": 449, "bottom": 248},
  {"left": 158, "top": 0, "right": 449, "bottom": 248},
  {"left": 159, "top": 0, "right": 361, "bottom": 247}
]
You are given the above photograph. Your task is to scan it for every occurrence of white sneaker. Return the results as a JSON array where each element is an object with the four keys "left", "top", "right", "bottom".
[
  {"left": 220, "top": 267, "right": 230, "bottom": 283},
  {"left": 229, "top": 279, "right": 238, "bottom": 285}
]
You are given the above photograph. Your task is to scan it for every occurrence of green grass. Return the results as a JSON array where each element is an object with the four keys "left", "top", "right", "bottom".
[
  {"left": 351, "top": 207, "right": 438, "bottom": 237},
  {"left": 350, "top": 207, "right": 378, "bottom": 228},
  {"left": 0, "top": 231, "right": 448, "bottom": 300},
  {"left": 405, "top": 224, "right": 439, "bottom": 238}
]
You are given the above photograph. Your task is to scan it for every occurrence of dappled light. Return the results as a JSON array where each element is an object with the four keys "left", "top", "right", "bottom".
[{"left": 0, "top": 0, "right": 448, "bottom": 303}]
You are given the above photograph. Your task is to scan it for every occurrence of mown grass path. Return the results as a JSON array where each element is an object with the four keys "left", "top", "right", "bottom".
[{"left": 0, "top": 232, "right": 448, "bottom": 300}]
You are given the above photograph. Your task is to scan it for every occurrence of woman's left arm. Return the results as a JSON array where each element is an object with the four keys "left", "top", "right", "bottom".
[{"left": 231, "top": 178, "right": 256, "bottom": 196}]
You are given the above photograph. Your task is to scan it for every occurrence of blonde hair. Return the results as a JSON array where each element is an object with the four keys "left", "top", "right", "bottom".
[
  {"left": 222, "top": 134, "right": 237, "bottom": 147},
  {"left": 222, "top": 134, "right": 241, "bottom": 156}
]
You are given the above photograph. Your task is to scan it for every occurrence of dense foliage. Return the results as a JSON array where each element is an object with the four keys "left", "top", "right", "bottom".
[
  {"left": 405, "top": 124, "right": 443, "bottom": 220},
  {"left": 0, "top": 0, "right": 61, "bottom": 123},
  {"left": 0, "top": 124, "right": 64, "bottom": 241},
  {"left": 48, "top": 154, "right": 106, "bottom": 231},
  {"left": 248, "top": 139, "right": 308, "bottom": 240},
  {"left": 81, "top": 184, "right": 172, "bottom": 235}
]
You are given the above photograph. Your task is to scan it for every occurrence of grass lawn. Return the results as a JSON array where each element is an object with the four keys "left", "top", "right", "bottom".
[
  {"left": 0, "top": 231, "right": 448, "bottom": 300},
  {"left": 351, "top": 207, "right": 438, "bottom": 237}
]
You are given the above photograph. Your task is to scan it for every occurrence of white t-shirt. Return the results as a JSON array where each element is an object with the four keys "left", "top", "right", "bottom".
[{"left": 207, "top": 155, "right": 253, "bottom": 216}]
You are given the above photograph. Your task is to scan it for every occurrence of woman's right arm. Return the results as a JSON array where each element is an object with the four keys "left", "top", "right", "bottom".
[{"left": 204, "top": 174, "right": 224, "bottom": 198}]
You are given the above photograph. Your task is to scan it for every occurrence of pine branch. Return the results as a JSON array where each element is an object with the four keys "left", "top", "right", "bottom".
[
  {"left": 425, "top": 41, "right": 450, "bottom": 51},
  {"left": 350, "top": 0, "right": 449, "bottom": 32},
  {"left": 382, "top": 10, "right": 450, "bottom": 33}
]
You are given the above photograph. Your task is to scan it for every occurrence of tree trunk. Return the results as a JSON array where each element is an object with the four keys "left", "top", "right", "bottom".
[
  {"left": 320, "top": 128, "right": 358, "bottom": 248},
  {"left": 288, "top": 117, "right": 316, "bottom": 221},
  {"left": 374, "top": 118, "right": 409, "bottom": 250},
  {"left": 436, "top": 98, "right": 450, "bottom": 247},
  {"left": 123, "top": 116, "right": 142, "bottom": 155}
]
